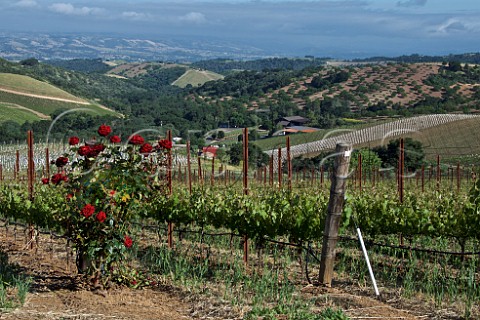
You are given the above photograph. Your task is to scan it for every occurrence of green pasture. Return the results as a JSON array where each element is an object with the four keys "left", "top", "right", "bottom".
[
  {"left": 0, "top": 73, "right": 85, "bottom": 102},
  {"left": 0, "top": 90, "right": 117, "bottom": 117},
  {"left": 0, "top": 103, "right": 45, "bottom": 123}
]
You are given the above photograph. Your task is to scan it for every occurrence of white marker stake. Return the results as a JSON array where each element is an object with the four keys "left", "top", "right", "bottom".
[{"left": 356, "top": 227, "right": 380, "bottom": 296}]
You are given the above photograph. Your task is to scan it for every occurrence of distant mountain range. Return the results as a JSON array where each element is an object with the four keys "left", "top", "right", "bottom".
[
  {"left": 3, "top": 32, "right": 480, "bottom": 65},
  {"left": 0, "top": 32, "right": 272, "bottom": 62}
]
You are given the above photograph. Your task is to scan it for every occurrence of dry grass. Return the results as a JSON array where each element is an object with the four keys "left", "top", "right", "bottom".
[{"left": 172, "top": 69, "right": 224, "bottom": 88}]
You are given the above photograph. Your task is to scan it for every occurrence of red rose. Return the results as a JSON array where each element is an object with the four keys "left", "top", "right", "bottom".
[
  {"left": 110, "top": 135, "right": 121, "bottom": 143},
  {"left": 82, "top": 144, "right": 105, "bottom": 158},
  {"left": 158, "top": 139, "right": 172, "bottom": 150},
  {"left": 69, "top": 136, "right": 80, "bottom": 145},
  {"left": 78, "top": 145, "right": 91, "bottom": 156},
  {"left": 96, "top": 211, "right": 107, "bottom": 223},
  {"left": 66, "top": 193, "right": 73, "bottom": 201},
  {"left": 129, "top": 134, "right": 144, "bottom": 145},
  {"left": 51, "top": 173, "right": 66, "bottom": 185},
  {"left": 124, "top": 235, "right": 133, "bottom": 248},
  {"left": 55, "top": 156, "right": 68, "bottom": 167},
  {"left": 98, "top": 124, "right": 112, "bottom": 137},
  {"left": 139, "top": 143, "right": 153, "bottom": 154},
  {"left": 90, "top": 144, "right": 105, "bottom": 157},
  {"left": 81, "top": 204, "right": 95, "bottom": 218},
  {"left": 41, "top": 178, "right": 49, "bottom": 184}
]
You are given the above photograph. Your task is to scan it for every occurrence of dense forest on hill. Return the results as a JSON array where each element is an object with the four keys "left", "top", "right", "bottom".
[
  {"left": 1, "top": 56, "right": 480, "bottom": 146},
  {"left": 354, "top": 52, "right": 480, "bottom": 64},
  {"left": 191, "top": 57, "right": 327, "bottom": 74},
  {"left": 197, "top": 69, "right": 296, "bottom": 98},
  {"left": 45, "top": 58, "right": 113, "bottom": 73},
  {"left": 132, "top": 65, "right": 187, "bottom": 91}
]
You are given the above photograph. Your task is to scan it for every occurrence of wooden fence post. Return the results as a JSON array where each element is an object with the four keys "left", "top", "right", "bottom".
[
  {"left": 45, "top": 147, "right": 50, "bottom": 178},
  {"left": 264, "top": 166, "right": 267, "bottom": 186},
  {"left": 15, "top": 150, "right": 19, "bottom": 181},
  {"left": 399, "top": 138, "right": 405, "bottom": 247},
  {"left": 187, "top": 141, "right": 192, "bottom": 193},
  {"left": 198, "top": 154, "right": 204, "bottom": 185},
  {"left": 211, "top": 155, "right": 215, "bottom": 187},
  {"left": 319, "top": 142, "right": 352, "bottom": 287},
  {"left": 286, "top": 136, "right": 292, "bottom": 191},
  {"left": 436, "top": 155, "right": 441, "bottom": 191},
  {"left": 399, "top": 138, "right": 404, "bottom": 204},
  {"left": 320, "top": 166, "right": 324, "bottom": 187},
  {"left": 178, "top": 163, "right": 182, "bottom": 183},
  {"left": 372, "top": 167, "right": 376, "bottom": 188},
  {"left": 457, "top": 162, "right": 460, "bottom": 193},
  {"left": 243, "top": 128, "right": 249, "bottom": 264},
  {"left": 277, "top": 148, "right": 282, "bottom": 188},
  {"left": 269, "top": 154, "right": 274, "bottom": 187},
  {"left": 358, "top": 153, "right": 362, "bottom": 193},
  {"left": 421, "top": 164, "right": 425, "bottom": 193},
  {"left": 27, "top": 131, "right": 35, "bottom": 249},
  {"left": 167, "top": 130, "right": 174, "bottom": 248}
]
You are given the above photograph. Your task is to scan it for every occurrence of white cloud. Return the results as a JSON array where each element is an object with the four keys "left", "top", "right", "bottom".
[
  {"left": 121, "top": 11, "right": 151, "bottom": 21},
  {"left": 14, "top": 0, "right": 38, "bottom": 8},
  {"left": 49, "top": 3, "right": 105, "bottom": 16},
  {"left": 430, "top": 18, "right": 480, "bottom": 35},
  {"left": 179, "top": 12, "right": 206, "bottom": 24},
  {"left": 438, "top": 19, "right": 466, "bottom": 33}
]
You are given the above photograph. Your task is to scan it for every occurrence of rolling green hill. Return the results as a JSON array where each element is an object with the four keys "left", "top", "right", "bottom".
[
  {"left": 384, "top": 116, "right": 480, "bottom": 163},
  {"left": 0, "top": 73, "right": 119, "bottom": 123},
  {"left": 0, "top": 73, "right": 85, "bottom": 102},
  {"left": 0, "top": 58, "right": 144, "bottom": 116},
  {"left": 263, "top": 114, "right": 480, "bottom": 165},
  {"left": 0, "top": 102, "right": 46, "bottom": 123}
]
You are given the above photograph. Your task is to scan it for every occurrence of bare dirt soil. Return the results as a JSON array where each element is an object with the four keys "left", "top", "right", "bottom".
[
  {"left": 0, "top": 226, "right": 469, "bottom": 320},
  {"left": 0, "top": 229, "right": 193, "bottom": 320}
]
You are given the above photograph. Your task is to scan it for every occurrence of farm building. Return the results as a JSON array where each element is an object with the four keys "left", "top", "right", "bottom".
[
  {"left": 202, "top": 146, "right": 218, "bottom": 158},
  {"left": 276, "top": 116, "right": 310, "bottom": 128}
]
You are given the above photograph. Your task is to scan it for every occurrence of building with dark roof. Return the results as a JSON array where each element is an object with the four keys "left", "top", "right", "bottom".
[{"left": 276, "top": 116, "right": 310, "bottom": 128}]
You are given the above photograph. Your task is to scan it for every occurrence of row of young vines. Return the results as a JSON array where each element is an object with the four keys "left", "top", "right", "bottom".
[{"left": 1, "top": 182, "right": 480, "bottom": 244}]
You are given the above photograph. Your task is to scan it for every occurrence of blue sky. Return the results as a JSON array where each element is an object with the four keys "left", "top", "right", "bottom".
[{"left": 1, "top": 0, "right": 479, "bottom": 58}]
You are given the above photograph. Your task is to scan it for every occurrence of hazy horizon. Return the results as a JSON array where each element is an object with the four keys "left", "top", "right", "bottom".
[{"left": 1, "top": 0, "right": 479, "bottom": 59}]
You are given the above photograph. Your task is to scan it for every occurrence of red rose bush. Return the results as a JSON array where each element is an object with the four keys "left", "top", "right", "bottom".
[{"left": 44, "top": 125, "right": 172, "bottom": 285}]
